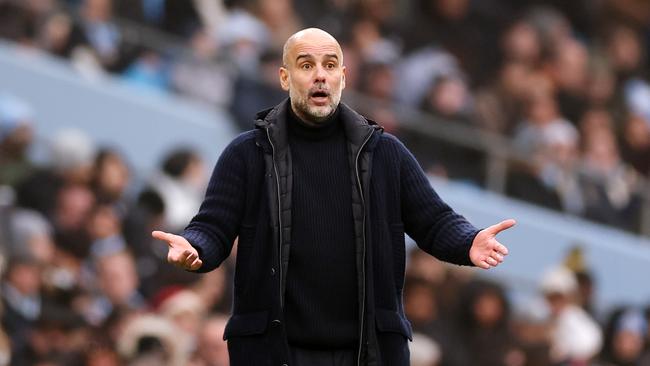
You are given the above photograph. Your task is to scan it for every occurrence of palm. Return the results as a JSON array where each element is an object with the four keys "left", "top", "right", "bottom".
[
  {"left": 469, "top": 219, "right": 515, "bottom": 269},
  {"left": 152, "top": 230, "right": 203, "bottom": 270}
]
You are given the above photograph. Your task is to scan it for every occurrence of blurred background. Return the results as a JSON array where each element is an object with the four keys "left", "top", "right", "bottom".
[{"left": 1, "top": 0, "right": 650, "bottom": 365}]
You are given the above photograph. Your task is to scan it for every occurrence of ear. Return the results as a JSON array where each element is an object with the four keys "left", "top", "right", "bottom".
[
  {"left": 279, "top": 67, "right": 290, "bottom": 91},
  {"left": 341, "top": 65, "right": 347, "bottom": 90}
]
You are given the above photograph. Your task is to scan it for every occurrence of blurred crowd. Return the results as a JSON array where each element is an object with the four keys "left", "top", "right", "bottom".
[
  {"left": 2, "top": 0, "right": 650, "bottom": 365},
  {"left": 2, "top": 0, "right": 650, "bottom": 231},
  {"left": 0, "top": 92, "right": 233, "bottom": 365}
]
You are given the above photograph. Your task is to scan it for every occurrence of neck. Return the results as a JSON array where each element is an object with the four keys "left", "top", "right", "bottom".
[{"left": 288, "top": 103, "right": 341, "bottom": 140}]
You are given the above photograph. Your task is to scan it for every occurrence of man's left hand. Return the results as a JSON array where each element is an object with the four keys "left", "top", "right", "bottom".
[{"left": 469, "top": 219, "right": 516, "bottom": 269}]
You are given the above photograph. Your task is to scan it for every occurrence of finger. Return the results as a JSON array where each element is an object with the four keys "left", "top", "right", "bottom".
[
  {"left": 487, "top": 219, "right": 516, "bottom": 235},
  {"left": 152, "top": 231, "right": 173, "bottom": 246},
  {"left": 494, "top": 242, "right": 509, "bottom": 256},
  {"left": 171, "top": 249, "right": 192, "bottom": 265},
  {"left": 492, "top": 252, "right": 504, "bottom": 263},
  {"left": 485, "top": 257, "right": 498, "bottom": 267},
  {"left": 185, "top": 251, "right": 197, "bottom": 268},
  {"left": 189, "top": 258, "right": 203, "bottom": 271},
  {"left": 477, "top": 260, "right": 491, "bottom": 270}
]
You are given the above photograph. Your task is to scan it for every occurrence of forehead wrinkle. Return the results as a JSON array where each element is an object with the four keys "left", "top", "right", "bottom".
[{"left": 283, "top": 29, "right": 343, "bottom": 66}]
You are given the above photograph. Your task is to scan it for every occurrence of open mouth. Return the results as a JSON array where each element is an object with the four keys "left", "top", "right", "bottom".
[{"left": 310, "top": 90, "right": 330, "bottom": 105}]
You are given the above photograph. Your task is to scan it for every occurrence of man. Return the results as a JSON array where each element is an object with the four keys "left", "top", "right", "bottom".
[{"left": 153, "top": 28, "right": 515, "bottom": 366}]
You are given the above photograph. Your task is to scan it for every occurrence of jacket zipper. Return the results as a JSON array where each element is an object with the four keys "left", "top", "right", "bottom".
[
  {"left": 266, "top": 127, "right": 284, "bottom": 309},
  {"left": 356, "top": 129, "right": 374, "bottom": 366}
]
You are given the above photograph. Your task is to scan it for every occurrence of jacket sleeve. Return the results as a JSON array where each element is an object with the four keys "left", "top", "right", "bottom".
[
  {"left": 181, "top": 135, "right": 249, "bottom": 272},
  {"left": 397, "top": 138, "right": 479, "bottom": 266}
]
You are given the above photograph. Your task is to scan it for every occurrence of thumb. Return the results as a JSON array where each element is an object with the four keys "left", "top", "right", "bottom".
[
  {"left": 486, "top": 219, "right": 516, "bottom": 236},
  {"left": 152, "top": 230, "right": 174, "bottom": 247}
]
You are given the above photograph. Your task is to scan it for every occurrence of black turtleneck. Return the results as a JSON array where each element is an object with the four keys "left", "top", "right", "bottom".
[{"left": 284, "top": 105, "right": 359, "bottom": 348}]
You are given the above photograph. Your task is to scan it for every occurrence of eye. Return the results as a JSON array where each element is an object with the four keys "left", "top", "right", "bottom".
[
  {"left": 301, "top": 63, "right": 312, "bottom": 70},
  {"left": 326, "top": 63, "right": 336, "bottom": 69}
]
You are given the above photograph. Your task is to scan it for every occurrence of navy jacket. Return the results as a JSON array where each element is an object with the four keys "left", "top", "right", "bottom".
[{"left": 182, "top": 99, "right": 480, "bottom": 366}]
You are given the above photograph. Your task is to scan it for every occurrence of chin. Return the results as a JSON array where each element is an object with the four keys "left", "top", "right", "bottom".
[{"left": 307, "top": 107, "right": 332, "bottom": 120}]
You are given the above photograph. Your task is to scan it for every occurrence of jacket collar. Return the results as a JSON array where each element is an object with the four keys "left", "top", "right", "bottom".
[{"left": 254, "top": 98, "right": 382, "bottom": 152}]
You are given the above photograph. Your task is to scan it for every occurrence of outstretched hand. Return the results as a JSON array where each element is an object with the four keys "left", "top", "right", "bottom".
[
  {"left": 151, "top": 231, "right": 203, "bottom": 271},
  {"left": 469, "top": 219, "right": 516, "bottom": 269}
]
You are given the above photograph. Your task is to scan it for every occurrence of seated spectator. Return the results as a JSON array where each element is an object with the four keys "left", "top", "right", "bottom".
[
  {"left": 540, "top": 265, "right": 602, "bottom": 365},
  {"left": 170, "top": 28, "right": 234, "bottom": 107},
  {"left": 1, "top": 254, "right": 43, "bottom": 363},
  {"left": 598, "top": 307, "right": 650, "bottom": 366},
  {"left": 190, "top": 314, "right": 229, "bottom": 366},
  {"left": 90, "top": 147, "right": 132, "bottom": 207},
  {"left": 79, "top": 249, "right": 145, "bottom": 326},
  {"left": 579, "top": 125, "right": 641, "bottom": 230},
  {"left": 456, "top": 279, "right": 523, "bottom": 366},
  {"left": 409, "top": 332, "right": 441, "bottom": 366},
  {"left": 620, "top": 113, "right": 650, "bottom": 177},
  {"left": 149, "top": 148, "right": 206, "bottom": 233},
  {"left": 116, "top": 314, "right": 190, "bottom": 366}
]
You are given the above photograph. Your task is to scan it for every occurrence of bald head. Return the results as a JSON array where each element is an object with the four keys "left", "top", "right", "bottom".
[
  {"left": 282, "top": 28, "right": 343, "bottom": 67},
  {"left": 279, "top": 27, "right": 346, "bottom": 124}
]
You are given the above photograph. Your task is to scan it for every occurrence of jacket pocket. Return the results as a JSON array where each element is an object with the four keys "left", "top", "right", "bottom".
[
  {"left": 223, "top": 310, "right": 269, "bottom": 340},
  {"left": 375, "top": 308, "right": 413, "bottom": 341}
]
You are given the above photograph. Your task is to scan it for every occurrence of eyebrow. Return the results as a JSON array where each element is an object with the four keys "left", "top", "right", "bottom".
[{"left": 295, "top": 53, "right": 339, "bottom": 62}]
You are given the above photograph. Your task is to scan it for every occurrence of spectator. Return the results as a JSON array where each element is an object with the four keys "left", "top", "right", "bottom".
[
  {"left": 409, "top": 332, "right": 441, "bottom": 366},
  {"left": 620, "top": 114, "right": 650, "bottom": 177},
  {"left": 78, "top": 0, "right": 137, "bottom": 72},
  {"left": 540, "top": 265, "right": 603, "bottom": 365},
  {"left": 456, "top": 279, "right": 522, "bottom": 366},
  {"left": 80, "top": 249, "right": 145, "bottom": 326},
  {"left": 1, "top": 255, "right": 43, "bottom": 362},
  {"left": 499, "top": 19, "right": 542, "bottom": 68},
  {"left": 90, "top": 147, "right": 132, "bottom": 206},
  {"left": 579, "top": 125, "right": 640, "bottom": 230},
  {"left": 0, "top": 93, "right": 36, "bottom": 188},
  {"left": 548, "top": 37, "right": 590, "bottom": 125},
  {"left": 598, "top": 307, "right": 650, "bottom": 366},
  {"left": 404, "top": 275, "right": 465, "bottom": 366},
  {"left": 475, "top": 61, "right": 532, "bottom": 135},
  {"left": 155, "top": 289, "right": 206, "bottom": 349},
  {"left": 6, "top": 208, "right": 55, "bottom": 264},
  {"left": 170, "top": 27, "right": 234, "bottom": 107},
  {"left": 190, "top": 314, "right": 229, "bottom": 366},
  {"left": 37, "top": 11, "right": 88, "bottom": 58},
  {"left": 149, "top": 148, "right": 206, "bottom": 233},
  {"left": 122, "top": 49, "right": 171, "bottom": 94},
  {"left": 116, "top": 313, "right": 189, "bottom": 366}
]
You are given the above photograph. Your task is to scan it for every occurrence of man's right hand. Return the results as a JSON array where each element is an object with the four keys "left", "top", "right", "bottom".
[{"left": 151, "top": 231, "right": 203, "bottom": 271}]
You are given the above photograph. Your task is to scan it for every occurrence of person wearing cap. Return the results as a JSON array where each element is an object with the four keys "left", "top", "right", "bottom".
[
  {"left": 152, "top": 28, "right": 516, "bottom": 366},
  {"left": 540, "top": 265, "right": 603, "bottom": 364}
]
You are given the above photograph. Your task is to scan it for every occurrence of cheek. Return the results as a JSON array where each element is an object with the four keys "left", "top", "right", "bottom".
[{"left": 289, "top": 77, "right": 309, "bottom": 93}]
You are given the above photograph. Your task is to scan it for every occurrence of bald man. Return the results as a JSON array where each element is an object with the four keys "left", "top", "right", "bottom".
[{"left": 153, "top": 28, "right": 515, "bottom": 366}]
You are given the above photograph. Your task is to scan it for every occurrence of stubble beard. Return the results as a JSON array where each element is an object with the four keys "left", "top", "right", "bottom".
[{"left": 290, "top": 88, "right": 340, "bottom": 124}]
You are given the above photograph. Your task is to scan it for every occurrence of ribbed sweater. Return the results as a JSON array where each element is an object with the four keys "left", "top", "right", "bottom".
[
  {"left": 284, "top": 106, "right": 359, "bottom": 348},
  {"left": 181, "top": 99, "right": 481, "bottom": 365}
]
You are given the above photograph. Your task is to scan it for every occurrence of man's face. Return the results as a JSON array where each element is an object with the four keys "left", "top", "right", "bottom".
[{"left": 280, "top": 30, "right": 346, "bottom": 124}]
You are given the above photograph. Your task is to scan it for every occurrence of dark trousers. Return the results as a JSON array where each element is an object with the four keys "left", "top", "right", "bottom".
[{"left": 289, "top": 346, "right": 356, "bottom": 366}]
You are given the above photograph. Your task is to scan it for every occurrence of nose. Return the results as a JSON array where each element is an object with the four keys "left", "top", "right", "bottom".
[{"left": 314, "top": 65, "right": 327, "bottom": 82}]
